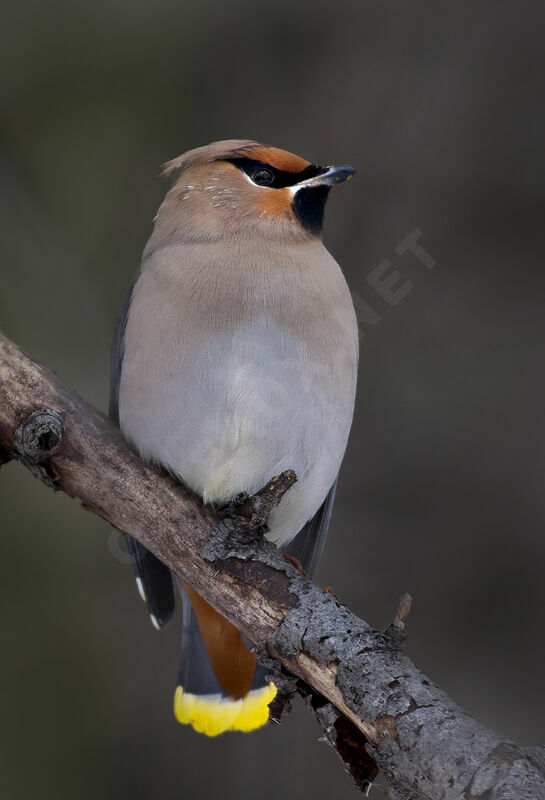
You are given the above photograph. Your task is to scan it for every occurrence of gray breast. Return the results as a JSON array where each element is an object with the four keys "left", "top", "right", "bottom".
[{"left": 118, "top": 239, "right": 358, "bottom": 546}]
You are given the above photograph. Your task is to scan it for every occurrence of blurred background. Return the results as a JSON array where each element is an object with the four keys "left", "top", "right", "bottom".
[{"left": 1, "top": 1, "right": 545, "bottom": 797}]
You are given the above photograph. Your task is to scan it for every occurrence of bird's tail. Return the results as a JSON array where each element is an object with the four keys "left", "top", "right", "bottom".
[{"left": 174, "top": 581, "right": 277, "bottom": 736}]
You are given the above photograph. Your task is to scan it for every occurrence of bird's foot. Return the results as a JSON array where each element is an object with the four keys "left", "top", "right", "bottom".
[
  {"left": 218, "top": 470, "right": 298, "bottom": 533},
  {"left": 217, "top": 491, "right": 251, "bottom": 515}
]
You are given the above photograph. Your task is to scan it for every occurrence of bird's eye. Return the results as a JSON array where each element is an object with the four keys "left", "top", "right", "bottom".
[{"left": 252, "top": 168, "right": 274, "bottom": 186}]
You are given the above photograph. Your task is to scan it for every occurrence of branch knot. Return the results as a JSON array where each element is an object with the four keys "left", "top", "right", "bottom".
[{"left": 13, "top": 408, "right": 65, "bottom": 488}]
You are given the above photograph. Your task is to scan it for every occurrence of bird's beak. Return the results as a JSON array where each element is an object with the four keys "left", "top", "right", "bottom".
[{"left": 295, "top": 165, "right": 356, "bottom": 190}]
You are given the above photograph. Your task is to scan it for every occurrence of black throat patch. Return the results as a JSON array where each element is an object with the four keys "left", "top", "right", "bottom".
[{"left": 292, "top": 186, "right": 330, "bottom": 235}]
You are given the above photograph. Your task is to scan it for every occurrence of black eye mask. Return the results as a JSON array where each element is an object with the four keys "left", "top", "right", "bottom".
[{"left": 227, "top": 157, "right": 327, "bottom": 189}]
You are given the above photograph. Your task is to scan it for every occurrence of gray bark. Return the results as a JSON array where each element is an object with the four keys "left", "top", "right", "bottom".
[{"left": 0, "top": 330, "right": 543, "bottom": 799}]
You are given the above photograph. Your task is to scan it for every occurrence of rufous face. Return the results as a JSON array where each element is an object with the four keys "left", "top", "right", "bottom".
[{"left": 158, "top": 140, "right": 355, "bottom": 242}]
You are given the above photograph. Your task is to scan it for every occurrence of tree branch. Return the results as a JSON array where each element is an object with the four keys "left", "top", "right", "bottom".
[{"left": 1, "top": 329, "right": 543, "bottom": 799}]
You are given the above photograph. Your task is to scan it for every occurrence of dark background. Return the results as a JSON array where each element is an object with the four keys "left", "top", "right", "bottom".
[{"left": 1, "top": 2, "right": 544, "bottom": 798}]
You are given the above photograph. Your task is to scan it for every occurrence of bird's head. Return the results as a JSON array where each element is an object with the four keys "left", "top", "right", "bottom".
[{"left": 150, "top": 139, "right": 355, "bottom": 246}]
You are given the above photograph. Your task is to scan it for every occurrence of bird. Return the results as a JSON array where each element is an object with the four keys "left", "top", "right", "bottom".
[{"left": 110, "top": 139, "right": 358, "bottom": 736}]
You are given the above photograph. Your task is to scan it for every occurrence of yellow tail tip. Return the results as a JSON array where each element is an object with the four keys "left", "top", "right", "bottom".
[{"left": 174, "top": 683, "right": 277, "bottom": 736}]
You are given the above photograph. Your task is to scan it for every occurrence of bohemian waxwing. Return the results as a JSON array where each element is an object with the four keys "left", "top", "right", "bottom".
[{"left": 110, "top": 139, "right": 359, "bottom": 736}]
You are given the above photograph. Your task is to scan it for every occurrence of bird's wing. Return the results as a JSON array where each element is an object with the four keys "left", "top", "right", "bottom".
[
  {"left": 109, "top": 290, "right": 131, "bottom": 425},
  {"left": 110, "top": 287, "right": 175, "bottom": 628},
  {"left": 283, "top": 480, "right": 337, "bottom": 577}
]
